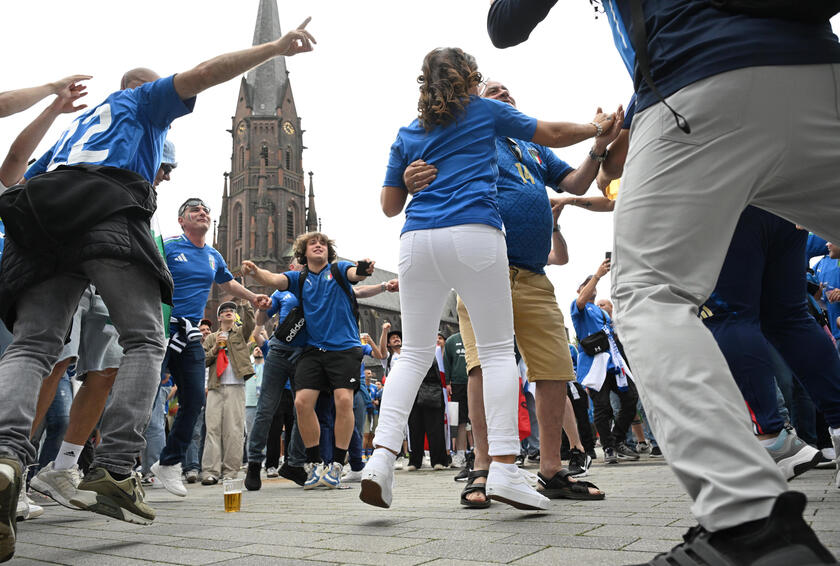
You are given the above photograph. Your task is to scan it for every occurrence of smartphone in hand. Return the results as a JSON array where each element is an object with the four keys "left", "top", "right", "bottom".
[
  {"left": 356, "top": 260, "right": 372, "bottom": 275},
  {"left": 605, "top": 251, "right": 612, "bottom": 261}
]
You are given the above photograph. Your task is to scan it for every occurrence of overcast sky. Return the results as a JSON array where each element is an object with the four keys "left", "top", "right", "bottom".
[{"left": 5, "top": 2, "right": 830, "bottom": 339}]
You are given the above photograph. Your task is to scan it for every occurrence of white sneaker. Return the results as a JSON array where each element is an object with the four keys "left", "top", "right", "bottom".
[
  {"left": 518, "top": 468, "right": 539, "bottom": 488},
  {"left": 150, "top": 461, "right": 187, "bottom": 497},
  {"left": 30, "top": 462, "right": 84, "bottom": 510},
  {"left": 341, "top": 469, "right": 363, "bottom": 483},
  {"left": 451, "top": 453, "right": 466, "bottom": 468},
  {"left": 266, "top": 466, "right": 279, "bottom": 478},
  {"left": 393, "top": 457, "right": 405, "bottom": 470},
  {"left": 360, "top": 455, "right": 395, "bottom": 508},
  {"left": 16, "top": 491, "right": 43, "bottom": 520},
  {"left": 485, "top": 461, "right": 549, "bottom": 511}
]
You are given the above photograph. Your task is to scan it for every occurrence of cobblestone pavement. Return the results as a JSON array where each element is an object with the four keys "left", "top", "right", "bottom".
[{"left": 11, "top": 456, "right": 839, "bottom": 565}]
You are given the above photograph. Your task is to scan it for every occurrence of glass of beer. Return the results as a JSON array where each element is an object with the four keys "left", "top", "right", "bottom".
[
  {"left": 223, "top": 478, "right": 242, "bottom": 512},
  {"left": 217, "top": 331, "right": 229, "bottom": 349}
]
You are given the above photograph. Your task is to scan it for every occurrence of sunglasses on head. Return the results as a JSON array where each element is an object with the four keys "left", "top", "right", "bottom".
[
  {"left": 505, "top": 137, "right": 523, "bottom": 163},
  {"left": 179, "top": 199, "right": 211, "bottom": 216}
]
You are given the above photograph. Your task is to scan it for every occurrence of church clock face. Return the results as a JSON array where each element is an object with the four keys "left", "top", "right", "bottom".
[
  {"left": 237, "top": 121, "right": 246, "bottom": 137},
  {"left": 283, "top": 121, "right": 296, "bottom": 135}
]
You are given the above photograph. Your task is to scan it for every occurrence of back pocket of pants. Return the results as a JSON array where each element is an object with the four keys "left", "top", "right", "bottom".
[{"left": 451, "top": 226, "right": 499, "bottom": 273}]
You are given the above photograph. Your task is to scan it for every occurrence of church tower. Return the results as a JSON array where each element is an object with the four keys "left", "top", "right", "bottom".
[{"left": 215, "top": 0, "right": 317, "bottom": 300}]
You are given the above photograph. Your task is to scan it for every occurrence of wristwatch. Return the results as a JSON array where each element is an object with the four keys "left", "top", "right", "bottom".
[
  {"left": 588, "top": 147, "right": 608, "bottom": 163},
  {"left": 552, "top": 224, "right": 560, "bottom": 233},
  {"left": 590, "top": 121, "right": 603, "bottom": 137},
  {"left": 381, "top": 282, "right": 387, "bottom": 292}
]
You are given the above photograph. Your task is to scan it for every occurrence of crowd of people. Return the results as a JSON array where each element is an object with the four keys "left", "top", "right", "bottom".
[{"left": 0, "top": 3, "right": 839, "bottom": 566}]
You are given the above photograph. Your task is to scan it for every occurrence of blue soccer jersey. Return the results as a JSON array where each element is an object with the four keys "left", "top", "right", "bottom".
[
  {"left": 25, "top": 75, "right": 195, "bottom": 183},
  {"left": 496, "top": 136, "right": 572, "bottom": 274},
  {"left": 0, "top": 219, "right": 5, "bottom": 260},
  {"left": 165, "top": 234, "right": 233, "bottom": 320},
  {"left": 284, "top": 260, "right": 359, "bottom": 351},
  {"left": 267, "top": 289, "right": 308, "bottom": 348},
  {"left": 384, "top": 96, "right": 537, "bottom": 235}
]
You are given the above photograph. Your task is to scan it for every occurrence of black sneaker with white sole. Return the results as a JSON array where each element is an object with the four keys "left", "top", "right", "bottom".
[
  {"left": 616, "top": 443, "right": 640, "bottom": 461},
  {"left": 568, "top": 448, "right": 592, "bottom": 477},
  {"left": 626, "top": 492, "right": 837, "bottom": 566}
]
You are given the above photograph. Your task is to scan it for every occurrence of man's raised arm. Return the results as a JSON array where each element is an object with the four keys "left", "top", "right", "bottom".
[
  {"left": 0, "top": 75, "right": 90, "bottom": 118},
  {"left": 173, "top": 18, "right": 315, "bottom": 100}
]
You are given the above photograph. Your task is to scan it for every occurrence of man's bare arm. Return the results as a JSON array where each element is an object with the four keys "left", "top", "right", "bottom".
[
  {"left": 173, "top": 18, "right": 315, "bottom": 100},
  {"left": 241, "top": 260, "right": 290, "bottom": 291},
  {"left": 0, "top": 75, "right": 90, "bottom": 118},
  {"left": 0, "top": 81, "right": 89, "bottom": 186}
]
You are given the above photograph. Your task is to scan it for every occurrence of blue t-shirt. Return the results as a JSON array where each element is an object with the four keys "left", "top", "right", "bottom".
[
  {"left": 26, "top": 75, "right": 195, "bottom": 183},
  {"left": 570, "top": 299, "right": 616, "bottom": 371},
  {"left": 359, "top": 343, "right": 373, "bottom": 378},
  {"left": 814, "top": 255, "right": 840, "bottom": 339},
  {"left": 601, "top": 0, "right": 840, "bottom": 112},
  {"left": 496, "top": 136, "right": 572, "bottom": 273},
  {"left": 267, "top": 289, "right": 308, "bottom": 348},
  {"left": 285, "top": 260, "right": 359, "bottom": 351},
  {"left": 807, "top": 234, "right": 829, "bottom": 260},
  {"left": 0, "top": 219, "right": 5, "bottom": 260},
  {"left": 384, "top": 96, "right": 537, "bottom": 234},
  {"left": 164, "top": 234, "right": 233, "bottom": 320}
]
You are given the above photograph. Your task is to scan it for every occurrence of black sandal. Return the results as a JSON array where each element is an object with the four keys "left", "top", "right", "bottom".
[
  {"left": 460, "top": 469, "right": 491, "bottom": 509},
  {"left": 537, "top": 469, "right": 605, "bottom": 500}
]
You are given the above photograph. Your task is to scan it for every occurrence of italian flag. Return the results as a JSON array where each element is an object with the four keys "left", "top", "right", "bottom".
[{"left": 151, "top": 212, "right": 171, "bottom": 338}]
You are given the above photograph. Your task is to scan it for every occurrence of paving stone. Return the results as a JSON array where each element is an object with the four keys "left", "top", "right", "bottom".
[
  {"left": 497, "top": 532, "right": 639, "bottom": 550},
  {"left": 306, "top": 549, "right": 430, "bottom": 566},
  {"left": 584, "top": 524, "right": 686, "bottom": 540},
  {"left": 512, "top": 546, "right": 656, "bottom": 566},
  {"left": 392, "top": 539, "right": 538, "bottom": 563}
]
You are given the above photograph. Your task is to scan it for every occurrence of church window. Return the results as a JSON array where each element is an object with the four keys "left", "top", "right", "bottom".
[
  {"left": 285, "top": 146, "right": 291, "bottom": 170},
  {"left": 286, "top": 208, "right": 294, "bottom": 240},
  {"left": 235, "top": 204, "right": 243, "bottom": 241},
  {"left": 239, "top": 146, "right": 245, "bottom": 171}
]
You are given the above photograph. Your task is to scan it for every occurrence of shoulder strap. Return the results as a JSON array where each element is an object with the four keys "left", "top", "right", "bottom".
[
  {"left": 295, "top": 267, "right": 309, "bottom": 314},
  {"left": 331, "top": 262, "right": 360, "bottom": 322},
  {"left": 627, "top": 0, "right": 690, "bottom": 133}
]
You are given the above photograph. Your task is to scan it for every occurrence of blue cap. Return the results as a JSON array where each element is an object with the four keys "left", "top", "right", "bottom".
[{"left": 162, "top": 139, "right": 177, "bottom": 167}]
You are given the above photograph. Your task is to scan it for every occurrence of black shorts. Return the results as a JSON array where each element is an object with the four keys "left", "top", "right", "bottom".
[
  {"left": 451, "top": 382, "right": 469, "bottom": 424},
  {"left": 294, "top": 347, "right": 363, "bottom": 392}
]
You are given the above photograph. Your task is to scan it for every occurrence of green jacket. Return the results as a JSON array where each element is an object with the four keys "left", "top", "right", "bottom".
[
  {"left": 203, "top": 303, "right": 256, "bottom": 390},
  {"left": 443, "top": 332, "right": 468, "bottom": 385}
]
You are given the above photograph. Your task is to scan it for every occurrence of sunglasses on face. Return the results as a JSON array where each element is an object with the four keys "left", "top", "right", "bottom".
[{"left": 161, "top": 163, "right": 174, "bottom": 175}]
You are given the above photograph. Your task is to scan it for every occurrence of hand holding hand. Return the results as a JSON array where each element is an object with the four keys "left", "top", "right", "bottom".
[
  {"left": 252, "top": 294, "right": 272, "bottom": 310},
  {"left": 591, "top": 107, "right": 616, "bottom": 138},
  {"left": 827, "top": 289, "right": 840, "bottom": 303},
  {"left": 595, "top": 258, "right": 611, "bottom": 278},
  {"left": 403, "top": 160, "right": 438, "bottom": 194},
  {"left": 594, "top": 105, "right": 624, "bottom": 151},
  {"left": 551, "top": 202, "right": 564, "bottom": 224},
  {"left": 385, "top": 278, "right": 399, "bottom": 292},
  {"left": 275, "top": 17, "right": 316, "bottom": 57},
  {"left": 49, "top": 75, "right": 92, "bottom": 95}
]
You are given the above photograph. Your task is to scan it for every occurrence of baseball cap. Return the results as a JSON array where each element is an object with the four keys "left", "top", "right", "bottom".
[
  {"left": 217, "top": 301, "right": 237, "bottom": 317},
  {"left": 162, "top": 139, "right": 177, "bottom": 168},
  {"left": 387, "top": 330, "right": 402, "bottom": 341}
]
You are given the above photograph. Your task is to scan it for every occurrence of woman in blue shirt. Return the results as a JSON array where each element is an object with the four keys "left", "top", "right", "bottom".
[{"left": 361, "top": 47, "right": 617, "bottom": 511}]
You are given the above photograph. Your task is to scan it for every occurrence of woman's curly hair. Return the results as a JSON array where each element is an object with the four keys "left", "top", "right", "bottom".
[
  {"left": 293, "top": 231, "right": 337, "bottom": 266},
  {"left": 417, "top": 47, "right": 482, "bottom": 131}
]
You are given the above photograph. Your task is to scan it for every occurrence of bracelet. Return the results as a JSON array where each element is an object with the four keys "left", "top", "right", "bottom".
[
  {"left": 588, "top": 147, "right": 608, "bottom": 163},
  {"left": 552, "top": 224, "right": 560, "bottom": 233},
  {"left": 590, "top": 121, "right": 603, "bottom": 137},
  {"left": 381, "top": 282, "right": 387, "bottom": 292}
]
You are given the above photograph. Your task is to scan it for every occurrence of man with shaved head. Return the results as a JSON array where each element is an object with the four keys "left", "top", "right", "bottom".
[{"left": 0, "top": 17, "right": 316, "bottom": 556}]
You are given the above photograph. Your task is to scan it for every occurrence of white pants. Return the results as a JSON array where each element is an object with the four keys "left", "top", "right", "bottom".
[
  {"left": 613, "top": 64, "right": 840, "bottom": 531},
  {"left": 373, "top": 224, "right": 520, "bottom": 456}
]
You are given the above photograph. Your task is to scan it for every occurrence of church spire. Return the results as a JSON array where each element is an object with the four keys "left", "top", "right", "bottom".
[
  {"left": 246, "top": 0, "right": 288, "bottom": 116},
  {"left": 306, "top": 171, "right": 318, "bottom": 232}
]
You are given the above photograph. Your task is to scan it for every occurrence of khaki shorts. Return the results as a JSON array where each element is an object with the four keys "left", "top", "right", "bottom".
[{"left": 457, "top": 267, "right": 575, "bottom": 382}]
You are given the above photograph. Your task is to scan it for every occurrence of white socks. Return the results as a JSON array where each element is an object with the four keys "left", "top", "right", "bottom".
[{"left": 54, "top": 442, "right": 84, "bottom": 470}]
